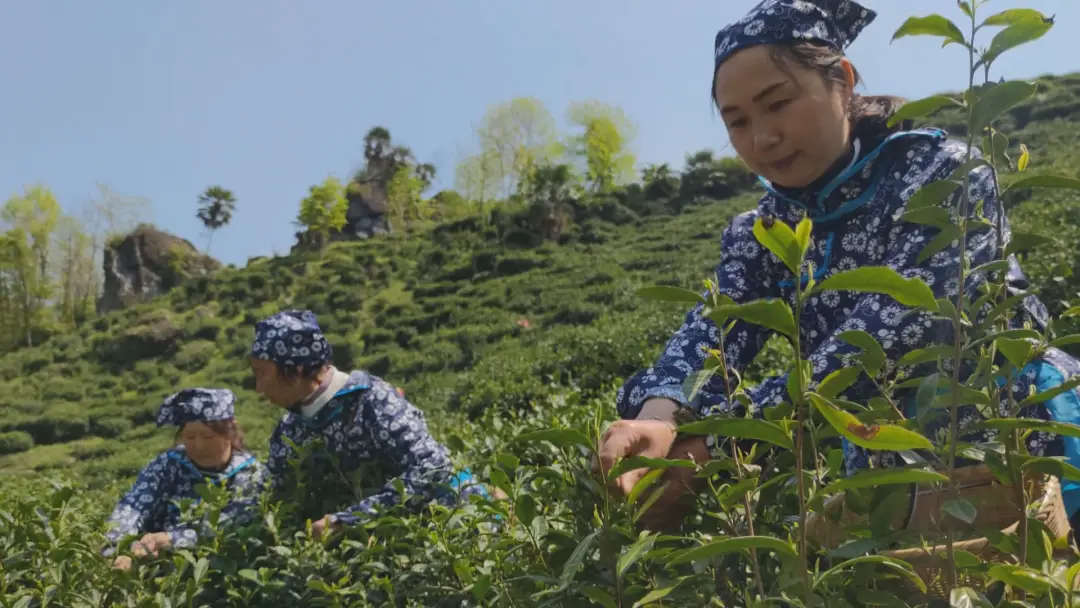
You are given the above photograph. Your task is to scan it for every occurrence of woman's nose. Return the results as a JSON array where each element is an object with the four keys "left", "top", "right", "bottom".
[{"left": 754, "top": 126, "right": 782, "bottom": 151}]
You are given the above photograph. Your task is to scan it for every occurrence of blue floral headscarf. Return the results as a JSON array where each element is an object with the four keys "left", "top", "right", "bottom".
[
  {"left": 156, "top": 388, "right": 236, "bottom": 427},
  {"left": 250, "top": 309, "right": 332, "bottom": 371},
  {"left": 714, "top": 0, "right": 876, "bottom": 73}
]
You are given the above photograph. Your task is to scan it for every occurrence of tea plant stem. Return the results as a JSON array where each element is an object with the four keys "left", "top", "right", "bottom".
[
  {"left": 712, "top": 297, "right": 767, "bottom": 601},
  {"left": 792, "top": 283, "right": 812, "bottom": 605},
  {"left": 1005, "top": 387, "right": 1030, "bottom": 599},
  {"left": 983, "top": 103, "right": 1031, "bottom": 598},
  {"left": 944, "top": 4, "right": 981, "bottom": 593}
]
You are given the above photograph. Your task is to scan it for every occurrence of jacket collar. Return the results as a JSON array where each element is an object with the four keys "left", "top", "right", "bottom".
[
  {"left": 168, "top": 447, "right": 256, "bottom": 482},
  {"left": 756, "top": 124, "right": 946, "bottom": 225}
]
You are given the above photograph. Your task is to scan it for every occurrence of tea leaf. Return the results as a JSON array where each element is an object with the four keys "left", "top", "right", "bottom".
[
  {"left": 906, "top": 179, "right": 962, "bottom": 210},
  {"left": 981, "top": 8, "right": 1050, "bottom": 26},
  {"left": 1004, "top": 174, "right": 1080, "bottom": 195},
  {"left": 794, "top": 217, "right": 813, "bottom": 260},
  {"left": 1017, "top": 144, "right": 1030, "bottom": 172},
  {"left": 514, "top": 493, "right": 537, "bottom": 527},
  {"left": 1004, "top": 231, "right": 1051, "bottom": 258},
  {"left": 607, "top": 456, "right": 695, "bottom": 481},
  {"left": 627, "top": 469, "right": 666, "bottom": 506},
  {"left": 666, "top": 535, "right": 796, "bottom": 566},
  {"left": 583, "top": 587, "right": 618, "bottom": 608},
  {"left": 1016, "top": 455, "right": 1080, "bottom": 482},
  {"left": 617, "top": 532, "right": 657, "bottom": 577},
  {"left": 516, "top": 428, "right": 592, "bottom": 451},
  {"left": 677, "top": 417, "right": 794, "bottom": 450},
  {"left": 987, "top": 564, "right": 1053, "bottom": 595},
  {"left": 752, "top": 216, "right": 803, "bottom": 275},
  {"left": 632, "top": 581, "right": 684, "bottom": 607},
  {"left": 980, "top": 19, "right": 1054, "bottom": 67},
  {"left": 837, "top": 330, "right": 887, "bottom": 376},
  {"left": 888, "top": 95, "right": 963, "bottom": 127},
  {"left": 917, "top": 224, "right": 962, "bottom": 264},
  {"left": 817, "top": 366, "right": 863, "bottom": 399},
  {"left": 898, "top": 345, "right": 954, "bottom": 366},
  {"left": 948, "top": 587, "right": 994, "bottom": 608},
  {"left": 943, "top": 498, "right": 977, "bottom": 524},
  {"left": 996, "top": 337, "right": 1036, "bottom": 368},
  {"left": 560, "top": 530, "right": 601, "bottom": 586},
  {"left": 815, "top": 266, "right": 938, "bottom": 311},
  {"left": 810, "top": 394, "right": 934, "bottom": 451},
  {"left": 980, "top": 417, "right": 1080, "bottom": 438},
  {"left": 709, "top": 299, "right": 797, "bottom": 338},
  {"left": 814, "top": 555, "right": 926, "bottom": 593},
  {"left": 1052, "top": 334, "right": 1080, "bottom": 348},
  {"left": 821, "top": 467, "right": 948, "bottom": 494},
  {"left": 970, "top": 81, "right": 1038, "bottom": 133},
  {"left": 682, "top": 368, "right": 717, "bottom": 403},
  {"left": 891, "top": 14, "right": 967, "bottom": 47}
]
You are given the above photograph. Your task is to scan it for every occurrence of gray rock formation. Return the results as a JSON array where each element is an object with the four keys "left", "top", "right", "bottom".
[{"left": 97, "top": 224, "right": 220, "bottom": 314}]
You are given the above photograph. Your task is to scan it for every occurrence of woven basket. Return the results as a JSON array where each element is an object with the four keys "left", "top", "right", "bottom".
[{"left": 805, "top": 465, "right": 1073, "bottom": 597}]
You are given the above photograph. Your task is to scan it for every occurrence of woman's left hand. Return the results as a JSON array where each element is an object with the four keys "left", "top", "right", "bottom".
[{"left": 635, "top": 436, "right": 710, "bottom": 531}]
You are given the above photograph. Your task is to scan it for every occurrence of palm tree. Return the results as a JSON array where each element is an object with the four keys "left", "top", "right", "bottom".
[{"left": 196, "top": 186, "right": 237, "bottom": 255}]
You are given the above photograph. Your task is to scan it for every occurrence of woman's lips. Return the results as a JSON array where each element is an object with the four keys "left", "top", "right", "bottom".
[{"left": 769, "top": 151, "right": 800, "bottom": 172}]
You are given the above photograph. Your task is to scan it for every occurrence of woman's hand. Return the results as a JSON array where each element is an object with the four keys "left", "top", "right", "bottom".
[
  {"left": 311, "top": 515, "right": 341, "bottom": 540},
  {"left": 635, "top": 436, "right": 710, "bottom": 531},
  {"left": 595, "top": 398, "right": 711, "bottom": 530},
  {"left": 112, "top": 555, "right": 133, "bottom": 571},
  {"left": 132, "top": 532, "right": 171, "bottom": 557},
  {"left": 596, "top": 418, "right": 679, "bottom": 496}
]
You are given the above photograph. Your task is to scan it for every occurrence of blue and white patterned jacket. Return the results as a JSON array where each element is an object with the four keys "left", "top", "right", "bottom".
[
  {"left": 267, "top": 369, "right": 480, "bottom": 525},
  {"left": 617, "top": 122, "right": 1070, "bottom": 475},
  {"left": 103, "top": 447, "right": 264, "bottom": 555}
]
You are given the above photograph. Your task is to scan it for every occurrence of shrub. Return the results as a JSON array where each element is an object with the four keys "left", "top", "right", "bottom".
[
  {"left": 91, "top": 416, "right": 132, "bottom": 439},
  {"left": 174, "top": 340, "right": 218, "bottom": 372},
  {"left": 0, "top": 431, "right": 33, "bottom": 455}
]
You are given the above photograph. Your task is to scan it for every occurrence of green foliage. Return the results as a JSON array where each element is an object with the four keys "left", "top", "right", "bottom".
[
  {"left": 297, "top": 176, "right": 348, "bottom": 250},
  {"left": 566, "top": 100, "right": 637, "bottom": 192},
  {"left": 0, "top": 430, "right": 33, "bottom": 454},
  {"left": 386, "top": 164, "right": 431, "bottom": 233},
  {"left": 459, "top": 97, "right": 563, "bottom": 200},
  {"left": 196, "top": 185, "right": 237, "bottom": 254}
]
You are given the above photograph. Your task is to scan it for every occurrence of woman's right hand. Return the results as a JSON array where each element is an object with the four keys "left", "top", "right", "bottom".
[
  {"left": 113, "top": 555, "right": 133, "bottom": 571},
  {"left": 595, "top": 409, "right": 679, "bottom": 496}
]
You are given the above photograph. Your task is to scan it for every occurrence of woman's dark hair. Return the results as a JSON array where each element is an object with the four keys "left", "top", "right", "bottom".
[
  {"left": 276, "top": 361, "right": 329, "bottom": 382},
  {"left": 713, "top": 41, "right": 907, "bottom": 132},
  {"left": 176, "top": 419, "right": 246, "bottom": 452}
]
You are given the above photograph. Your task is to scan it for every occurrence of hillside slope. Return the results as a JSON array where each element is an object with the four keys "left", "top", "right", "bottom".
[{"left": 2, "top": 72, "right": 1079, "bottom": 481}]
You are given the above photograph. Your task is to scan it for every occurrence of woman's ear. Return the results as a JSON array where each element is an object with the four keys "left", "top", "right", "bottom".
[{"left": 839, "top": 58, "right": 856, "bottom": 97}]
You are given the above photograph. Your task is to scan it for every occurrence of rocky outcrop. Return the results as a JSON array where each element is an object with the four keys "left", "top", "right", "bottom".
[
  {"left": 97, "top": 224, "right": 220, "bottom": 314},
  {"left": 344, "top": 180, "right": 391, "bottom": 239},
  {"left": 289, "top": 180, "right": 391, "bottom": 255}
]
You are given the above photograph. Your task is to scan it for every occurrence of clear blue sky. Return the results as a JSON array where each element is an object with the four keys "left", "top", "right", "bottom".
[{"left": 2, "top": 0, "right": 1077, "bottom": 266}]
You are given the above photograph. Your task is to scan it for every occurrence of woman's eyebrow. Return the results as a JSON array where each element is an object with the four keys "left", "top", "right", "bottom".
[{"left": 719, "top": 80, "right": 789, "bottom": 115}]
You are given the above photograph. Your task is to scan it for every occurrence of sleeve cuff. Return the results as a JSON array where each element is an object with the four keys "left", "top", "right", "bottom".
[
  {"left": 629, "top": 385, "right": 689, "bottom": 418},
  {"left": 169, "top": 528, "right": 198, "bottom": 549}
]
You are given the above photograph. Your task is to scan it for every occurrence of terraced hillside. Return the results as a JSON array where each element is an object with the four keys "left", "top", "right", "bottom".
[{"left": 1, "top": 72, "right": 1079, "bottom": 486}]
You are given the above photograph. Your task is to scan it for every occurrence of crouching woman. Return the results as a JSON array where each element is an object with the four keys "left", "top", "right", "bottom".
[
  {"left": 104, "top": 388, "right": 265, "bottom": 569},
  {"left": 250, "top": 310, "right": 488, "bottom": 539}
]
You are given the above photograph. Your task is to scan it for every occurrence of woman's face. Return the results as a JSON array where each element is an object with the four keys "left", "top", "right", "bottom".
[
  {"left": 179, "top": 422, "right": 232, "bottom": 469},
  {"left": 250, "top": 358, "right": 313, "bottom": 408},
  {"left": 713, "top": 45, "right": 854, "bottom": 188}
]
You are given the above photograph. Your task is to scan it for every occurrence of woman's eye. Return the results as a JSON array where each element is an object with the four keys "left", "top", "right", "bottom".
[
  {"left": 728, "top": 117, "right": 749, "bottom": 129},
  {"left": 769, "top": 99, "right": 791, "bottom": 112}
]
